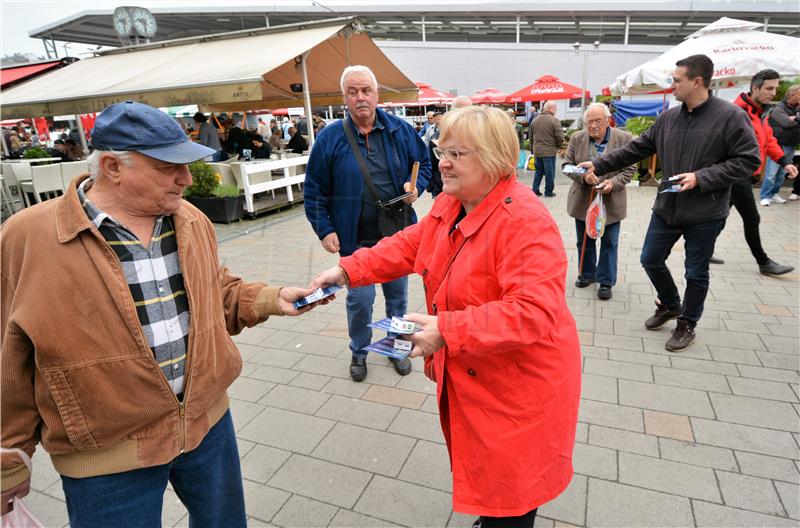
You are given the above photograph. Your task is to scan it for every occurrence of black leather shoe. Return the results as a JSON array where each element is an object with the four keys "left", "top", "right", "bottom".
[
  {"left": 709, "top": 256, "right": 725, "bottom": 264},
  {"left": 665, "top": 319, "right": 696, "bottom": 352},
  {"left": 575, "top": 276, "right": 595, "bottom": 288},
  {"left": 759, "top": 259, "right": 795, "bottom": 276},
  {"left": 597, "top": 285, "right": 612, "bottom": 300},
  {"left": 645, "top": 301, "right": 682, "bottom": 330},
  {"left": 350, "top": 354, "right": 367, "bottom": 382},
  {"left": 388, "top": 356, "right": 412, "bottom": 376},
  {"left": 544, "top": 192, "right": 557, "bottom": 197},
  {"left": 533, "top": 191, "right": 542, "bottom": 196}
]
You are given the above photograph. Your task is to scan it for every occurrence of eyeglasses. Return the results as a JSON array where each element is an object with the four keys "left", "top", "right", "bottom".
[{"left": 432, "top": 147, "right": 473, "bottom": 162}]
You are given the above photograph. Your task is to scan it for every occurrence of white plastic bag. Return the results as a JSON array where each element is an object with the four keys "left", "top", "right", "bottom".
[
  {"left": 585, "top": 192, "right": 607, "bottom": 239},
  {"left": 1, "top": 448, "right": 42, "bottom": 528}
]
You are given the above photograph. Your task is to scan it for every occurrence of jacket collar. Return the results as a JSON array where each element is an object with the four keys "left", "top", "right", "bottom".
[
  {"left": 432, "top": 174, "right": 517, "bottom": 238},
  {"left": 735, "top": 92, "right": 765, "bottom": 118},
  {"left": 55, "top": 174, "right": 196, "bottom": 244}
]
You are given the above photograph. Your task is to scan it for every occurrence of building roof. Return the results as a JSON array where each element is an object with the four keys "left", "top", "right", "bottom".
[
  {"left": 28, "top": 2, "right": 799, "bottom": 48},
  {"left": 0, "top": 58, "right": 76, "bottom": 89}
]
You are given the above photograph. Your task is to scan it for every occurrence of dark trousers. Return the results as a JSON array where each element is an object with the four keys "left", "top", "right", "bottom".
[
  {"left": 640, "top": 212, "right": 724, "bottom": 324},
  {"left": 533, "top": 156, "right": 556, "bottom": 195},
  {"left": 576, "top": 219, "right": 621, "bottom": 286},
  {"left": 793, "top": 173, "right": 800, "bottom": 195},
  {"left": 728, "top": 181, "right": 769, "bottom": 265},
  {"left": 480, "top": 508, "right": 538, "bottom": 528}
]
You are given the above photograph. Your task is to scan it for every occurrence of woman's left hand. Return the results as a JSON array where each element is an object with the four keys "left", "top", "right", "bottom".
[{"left": 403, "top": 313, "right": 445, "bottom": 358}]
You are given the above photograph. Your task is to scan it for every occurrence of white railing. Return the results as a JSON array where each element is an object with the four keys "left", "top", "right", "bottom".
[{"left": 229, "top": 155, "right": 308, "bottom": 214}]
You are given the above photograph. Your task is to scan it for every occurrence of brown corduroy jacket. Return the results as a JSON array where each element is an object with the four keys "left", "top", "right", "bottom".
[{"left": 1, "top": 175, "right": 283, "bottom": 489}]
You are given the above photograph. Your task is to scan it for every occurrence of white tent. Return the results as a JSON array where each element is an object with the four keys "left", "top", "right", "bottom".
[{"left": 610, "top": 17, "right": 800, "bottom": 95}]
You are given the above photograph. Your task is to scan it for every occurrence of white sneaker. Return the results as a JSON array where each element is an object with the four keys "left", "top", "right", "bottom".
[
  {"left": 771, "top": 195, "right": 787, "bottom": 204},
  {"left": 760, "top": 198, "right": 770, "bottom": 206},
  {"left": 790, "top": 193, "right": 799, "bottom": 201}
]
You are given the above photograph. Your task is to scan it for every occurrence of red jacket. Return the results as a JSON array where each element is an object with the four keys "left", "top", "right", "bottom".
[
  {"left": 734, "top": 93, "right": 789, "bottom": 177},
  {"left": 341, "top": 175, "right": 581, "bottom": 516}
]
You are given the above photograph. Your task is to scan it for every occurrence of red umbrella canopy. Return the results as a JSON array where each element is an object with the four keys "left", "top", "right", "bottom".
[
  {"left": 507, "top": 75, "right": 589, "bottom": 103},
  {"left": 416, "top": 82, "right": 454, "bottom": 105},
  {"left": 470, "top": 88, "right": 510, "bottom": 105}
]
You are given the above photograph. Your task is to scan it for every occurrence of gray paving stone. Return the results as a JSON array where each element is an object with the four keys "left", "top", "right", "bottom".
[
  {"left": 279, "top": 332, "right": 350, "bottom": 357},
  {"left": 539, "top": 474, "right": 587, "bottom": 526},
  {"left": 727, "top": 376, "right": 799, "bottom": 402},
  {"left": 230, "top": 399, "right": 266, "bottom": 432},
  {"left": 708, "top": 346, "right": 763, "bottom": 366},
  {"left": 290, "top": 372, "right": 332, "bottom": 390},
  {"left": 578, "top": 399, "right": 644, "bottom": 432},
  {"left": 766, "top": 322, "right": 800, "bottom": 338},
  {"left": 709, "top": 393, "right": 800, "bottom": 432},
  {"left": 329, "top": 509, "right": 402, "bottom": 527},
  {"left": 395, "top": 370, "right": 438, "bottom": 395},
  {"left": 658, "top": 438, "right": 737, "bottom": 471},
  {"left": 580, "top": 345, "right": 609, "bottom": 359},
  {"left": 619, "top": 379, "right": 715, "bottom": 418},
  {"left": 234, "top": 326, "right": 278, "bottom": 346},
  {"left": 229, "top": 376, "right": 276, "bottom": 402},
  {"left": 761, "top": 335, "right": 800, "bottom": 355},
  {"left": 583, "top": 357, "right": 653, "bottom": 382},
  {"left": 312, "top": 422, "right": 416, "bottom": 477},
  {"left": 608, "top": 349, "right": 671, "bottom": 366},
  {"left": 398, "top": 440, "right": 453, "bottom": 492},
  {"left": 388, "top": 408, "right": 446, "bottom": 444},
  {"left": 250, "top": 347, "right": 306, "bottom": 368},
  {"left": 321, "top": 377, "right": 369, "bottom": 398},
  {"left": 670, "top": 357, "right": 740, "bottom": 376},
  {"left": 162, "top": 488, "right": 189, "bottom": 527},
  {"left": 268, "top": 454, "right": 371, "bottom": 508},
  {"left": 354, "top": 475, "right": 452, "bottom": 528},
  {"left": 293, "top": 355, "right": 350, "bottom": 379},
  {"left": 23, "top": 490, "right": 68, "bottom": 528},
  {"left": 575, "top": 422, "right": 589, "bottom": 443},
  {"left": 735, "top": 451, "right": 800, "bottom": 483},
  {"left": 259, "top": 384, "right": 330, "bottom": 414},
  {"left": 240, "top": 444, "right": 292, "bottom": 483},
  {"left": 589, "top": 424, "right": 659, "bottom": 456},
  {"left": 758, "top": 351, "right": 800, "bottom": 370},
  {"left": 421, "top": 395, "right": 440, "bottom": 414},
  {"left": 572, "top": 442, "right": 618, "bottom": 480},
  {"left": 315, "top": 395, "right": 400, "bottom": 431},
  {"left": 692, "top": 418, "right": 799, "bottom": 458},
  {"left": 737, "top": 364, "right": 800, "bottom": 384},
  {"left": 653, "top": 366, "right": 731, "bottom": 393},
  {"left": 272, "top": 495, "right": 338, "bottom": 528},
  {"left": 716, "top": 471, "right": 785, "bottom": 516},
  {"left": 250, "top": 364, "right": 301, "bottom": 384},
  {"left": 242, "top": 480, "right": 291, "bottom": 523},
  {"left": 239, "top": 407, "right": 335, "bottom": 454},
  {"left": 775, "top": 481, "right": 800, "bottom": 520},
  {"left": 619, "top": 452, "right": 721, "bottom": 502},
  {"left": 694, "top": 501, "right": 796, "bottom": 527},
  {"left": 580, "top": 373, "right": 618, "bottom": 403},
  {"left": 593, "top": 332, "right": 643, "bottom": 352},
  {"left": 586, "top": 478, "right": 694, "bottom": 527}
]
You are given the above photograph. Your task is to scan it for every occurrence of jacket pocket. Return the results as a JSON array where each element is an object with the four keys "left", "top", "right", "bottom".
[{"left": 42, "top": 370, "right": 99, "bottom": 450}]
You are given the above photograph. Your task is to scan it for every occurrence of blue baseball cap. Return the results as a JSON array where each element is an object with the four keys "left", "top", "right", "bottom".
[{"left": 92, "top": 101, "right": 216, "bottom": 163}]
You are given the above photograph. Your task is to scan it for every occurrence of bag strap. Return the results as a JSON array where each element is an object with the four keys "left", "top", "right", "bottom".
[
  {"left": 342, "top": 117, "right": 384, "bottom": 207},
  {"left": 1, "top": 447, "right": 32, "bottom": 473}
]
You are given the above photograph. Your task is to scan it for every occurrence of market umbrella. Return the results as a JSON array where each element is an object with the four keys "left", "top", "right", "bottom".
[
  {"left": 507, "top": 75, "right": 589, "bottom": 103},
  {"left": 470, "top": 88, "right": 510, "bottom": 105},
  {"left": 610, "top": 17, "right": 800, "bottom": 95}
]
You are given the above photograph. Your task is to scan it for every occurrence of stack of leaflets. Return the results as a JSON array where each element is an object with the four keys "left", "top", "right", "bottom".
[
  {"left": 293, "top": 285, "right": 342, "bottom": 309},
  {"left": 364, "top": 317, "right": 420, "bottom": 358}
]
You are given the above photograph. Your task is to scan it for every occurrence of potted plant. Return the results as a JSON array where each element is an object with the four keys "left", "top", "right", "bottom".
[
  {"left": 23, "top": 146, "right": 54, "bottom": 162},
  {"left": 184, "top": 161, "right": 244, "bottom": 223},
  {"left": 623, "top": 116, "right": 659, "bottom": 185}
]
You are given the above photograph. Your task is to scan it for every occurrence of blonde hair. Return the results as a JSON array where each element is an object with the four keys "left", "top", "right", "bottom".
[
  {"left": 786, "top": 84, "right": 800, "bottom": 98},
  {"left": 438, "top": 106, "right": 518, "bottom": 183}
]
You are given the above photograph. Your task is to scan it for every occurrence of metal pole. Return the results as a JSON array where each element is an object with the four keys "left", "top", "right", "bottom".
[
  {"left": 624, "top": 15, "right": 630, "bottom": 46},
  {"left": 74, "top": 115, "right": 89, "bottom": 155},
  {"left": 763, "top": 16, "right": 769, "bottom": 32},
  {"left": 301, "top": 51, "right": 315, "bottom": 146},
  {"left": 516, "top": 15, "right": 520, "bottom": 44},
  {"left": 1, "top": 130, "right": 10, "bottom": 157},
  {"left": 421, "top": 15, "right": 426, "bottom": 43},
  {"left": 581, "top": 49, "right": 589, "bottom": 118}
]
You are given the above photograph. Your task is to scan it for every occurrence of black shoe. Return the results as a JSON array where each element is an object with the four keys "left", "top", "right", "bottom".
[
  {"left": 759, "top": 259, "right": 795, "bottom": 276},
  {"left": 575, "top": 276, "right": 595, "bottom": 288},
  {"left": 388, "top": 356, "right": 412, "bottom": 376},
  {"left": 645, "top": 301, "right": 682, "bottom": 330},
  {"left": 544, "top": 192, "right": 557, "bottom": 197},
  {"left": 472, "top": 519, "right": 482, "bottom": 528},
  {"left": 709, "top": 256, "right": 724, "bottom": 264},
  {"left": 350, "top": 354, "right": 367, "bottom": 382},
  {"left": 533, "top": 190, "right": 542, "bottom": 196},
  {"left": 597, "top": 285, "right": 613, "bottom": 300},
  {"left": 665, "top": 318, "right": 696, "bottom": 351}
]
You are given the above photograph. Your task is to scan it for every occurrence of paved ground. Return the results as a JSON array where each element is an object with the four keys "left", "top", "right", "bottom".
[{"left": 23, "top": 168, "right": 800, "bottom": 527}]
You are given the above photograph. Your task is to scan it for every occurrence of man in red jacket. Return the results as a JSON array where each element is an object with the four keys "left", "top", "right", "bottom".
[{"left": 726, "top": 69, "right": 797, "bottom": 276}]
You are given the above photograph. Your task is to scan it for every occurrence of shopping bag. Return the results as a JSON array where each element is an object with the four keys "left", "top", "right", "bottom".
[
  {"left": 517, "top": 150, "right": 527, "bottom": 169},
  {"left": 526, "top": 154, "right": 536, "bottom": 171},
  {"left": 0, "top": 448, "right": 42, "bottom": 528},
  {"left": 585, "top": 192, "right": 606, "bottom": 239}
]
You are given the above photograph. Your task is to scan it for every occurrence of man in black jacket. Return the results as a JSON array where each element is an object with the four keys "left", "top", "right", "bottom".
[
  {"left": 579, "top": 54, "right": 761, "bottom": 352},
  {"left": 766, "top": 84, "right": 800, "bottom": 201}
]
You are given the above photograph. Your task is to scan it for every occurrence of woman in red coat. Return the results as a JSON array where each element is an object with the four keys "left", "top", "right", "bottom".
[{"left": 313, "top": 106, "right": 581, "bottom": 527}]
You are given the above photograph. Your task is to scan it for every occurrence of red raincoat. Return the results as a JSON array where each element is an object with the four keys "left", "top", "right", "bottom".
[
  {"left": 733, "top": 93, "right": 787, "bottom": 177},
  {"left": 341, "top": 175, "right": 581, "bottom": 516}
]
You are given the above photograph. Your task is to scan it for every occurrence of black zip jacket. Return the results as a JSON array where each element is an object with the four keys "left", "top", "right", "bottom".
[
  {"left": 593, "top": 95, "right": 761, "bottom": 225},
  {"left": 768, "top": 99, "right": 800, "bottom": 147}
]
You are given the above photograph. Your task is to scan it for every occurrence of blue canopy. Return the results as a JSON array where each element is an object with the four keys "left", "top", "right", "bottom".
[{"left": 613, "top": 100, "right": 667, "bottom": 127}]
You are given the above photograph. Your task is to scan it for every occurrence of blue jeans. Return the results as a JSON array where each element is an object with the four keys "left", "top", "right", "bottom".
[
  {"left": 533, "top": 156, "right": 556, "bottom": 195},
  {"left": 576, "top": 219, "right": 621, "bottom": 286},
  {"left": 640, "top": 213, "right": 724, "bottom": 324},
  {"left": 347, "top": 276, "right": 408, "bottom": 355},
  {"left": 61, "top": 410, "right": 245, "bottom": 528},
  {"left": 760, "top": 145, "right": 794, "bottom": 200}
]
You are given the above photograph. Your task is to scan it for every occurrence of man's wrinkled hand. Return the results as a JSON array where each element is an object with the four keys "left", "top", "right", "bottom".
[
  {"left": 583, "top": 172, "right": 599, "bottom": 186},
  {"left": 784, "top": 164, "right": 798, "bottom": 179},
  {"left": 404, "top": 313, "right": 445, "bottom": 358},
  {"left": 403, "top": 182, "right": 419, "bottom": 204},
  {"left": 597, "top": 179, "right": 614, "bottom": 194},
  {"left": 1, "top": 478, "right": 31, "bottom": 516},
  {"left": 578, "top": 161, "right": 597, "bottom": 183},
  {"left": 278, "top": 286, "right": 327, "bottom": 316},
  {"left": 310, "top": 266, "right": 347, "bottom": 290},
  {"left": 321, "top": 232, "right": 340, "bottom": 254}
]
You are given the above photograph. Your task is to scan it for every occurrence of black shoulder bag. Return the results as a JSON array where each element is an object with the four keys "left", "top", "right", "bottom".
[{"left": 342, "top": 118, "right": 413, "bottom": 238}]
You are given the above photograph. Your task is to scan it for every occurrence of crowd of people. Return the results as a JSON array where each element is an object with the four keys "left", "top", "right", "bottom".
[
  {"left": 0, "top": 52, "right": 798, "bottom": 528},
  {"left": 2, "top": 125, "right": 87, "bottom": 161}
]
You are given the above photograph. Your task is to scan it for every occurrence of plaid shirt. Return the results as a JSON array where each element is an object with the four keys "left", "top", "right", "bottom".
[{"left": 78, "top": 180, "right": 190, "bottom": 397}]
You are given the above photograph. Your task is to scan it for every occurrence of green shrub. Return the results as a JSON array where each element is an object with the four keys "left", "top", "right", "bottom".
[
  {"left": 522, "top": 139, "right": 531, "bottom": 151},
  {"left": 624, "top": 116, "right": 657, "bottom": 137},
  {"left": 184, "top": 161, "right": 220, "bottom": 198},
  {"left": 214, "top": 184, "right": 240, "bottom": 198},
  {"left": 560, "top": 119, "right": 575, "bottom": 129},
  {"left": 23, "top": 147, "right": 51, "bottom": 160}
]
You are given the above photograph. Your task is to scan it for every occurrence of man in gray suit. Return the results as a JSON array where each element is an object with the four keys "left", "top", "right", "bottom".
[{"left": 563, "top": 103, "right": 636, "bottom": 300}]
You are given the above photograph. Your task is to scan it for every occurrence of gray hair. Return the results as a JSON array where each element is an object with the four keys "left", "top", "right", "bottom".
[
  {"left": 543, "top": 101, "right": 558, "bottom": 113},
  {"left": 87, "top": 150, "right": 134, "bottom": 181},
  {"left": 340, "top": 65, "right": 378, "bottom": 93},
  {"left": 583, "top": 102, "right": 612, "bottom": 121},
  {"left": 451, "top": 95, "right": 473, "bottom": 109},
  {"left": 786, "top": 84, "right": 800, "bottom": 99}
]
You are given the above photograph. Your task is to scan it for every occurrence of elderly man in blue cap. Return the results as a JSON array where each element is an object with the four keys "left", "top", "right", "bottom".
[{"left": 0, "top": 101, "right": 319, "bottom": 526}]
